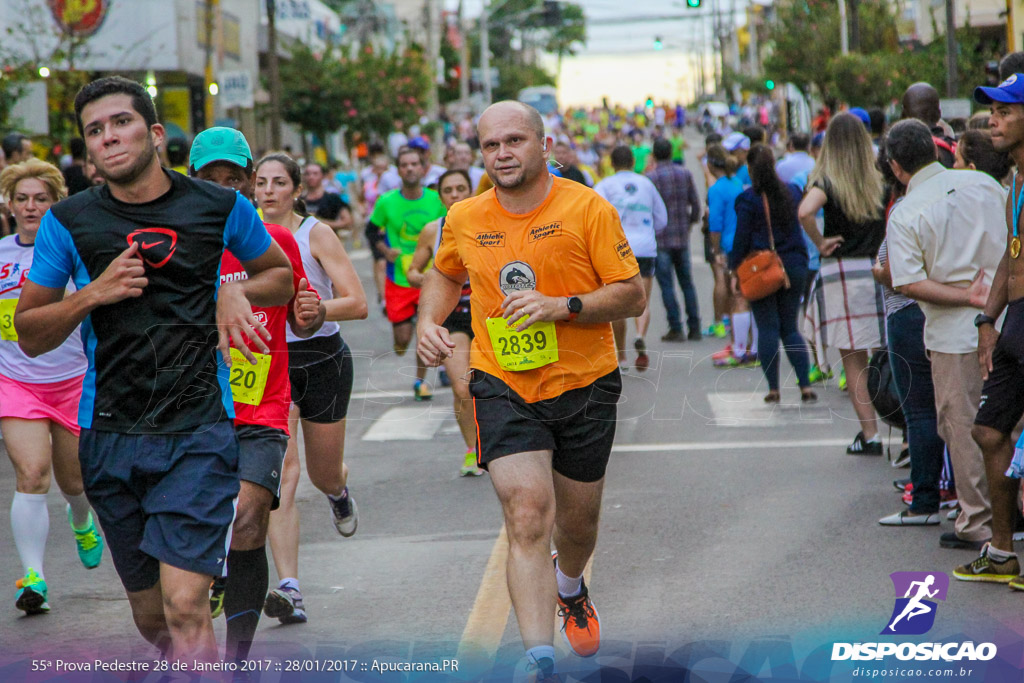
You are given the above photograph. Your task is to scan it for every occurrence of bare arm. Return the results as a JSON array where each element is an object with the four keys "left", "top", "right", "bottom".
[
  {"left": 406, "top": 220, "right": 439, "bottom": 289},
  {"left": 308, "top": 221, "right": 368, "bottom": 321},
  {"left": 217, "top": 241, "right": 293, "bottom": 364},
  {"left": 798, "top": 187, "right": 842, "bottom": 255},
  {"left": 416, "top": 267, "right": 465, "bottom": 366},
  {"left": 16, "top": 241, "right": 148, "bottom": 357},
  {"left": 982, "top": 250, "right": 1011, "bottom": 321},
  {"left": 286, "top": 277, "right": 327, "bottom": 339},
  {"left": 872, "top": 258, "right": 893, "bottom": 288},
  {"left": 898, "top": 270, "right": 988, "bottom": 308},
  {"left": 318, "top": 206, "right": 353, "bottom": 234},
  {"left": 236, "top": 240, "right": 294, "bottom": 307}
]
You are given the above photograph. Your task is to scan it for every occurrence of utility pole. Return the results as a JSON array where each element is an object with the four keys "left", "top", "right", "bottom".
[
  {"left": 481, "top": 1, "right": 492, "bottom": 105},
  {"left": 426, "top": 0, "right": 441, "bottom": 120},
  {"left": 838, "top": 0, "right": 849, "bottom": 55},
  {"left": 946, "top": 0, "right": 958, "bottom": 97},
  {"left": 266, "top": 0, "right": 282, "bottom": 148},
  {"left": 849, "top": 0, "right": 860, "bottom": 51},
  {"left": 747, "top": 6, "right": 758, "bottom": 76},
  {"left": 458, "top": 0, "right": 470, "bottom": 108},
  {"left": 204, "top": 0, "right": 219, "bottom": 128}
]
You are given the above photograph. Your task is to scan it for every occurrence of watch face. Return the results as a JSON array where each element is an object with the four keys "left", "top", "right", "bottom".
[{"left": 568, "top": 297, "right": 583, "bottom": 313}]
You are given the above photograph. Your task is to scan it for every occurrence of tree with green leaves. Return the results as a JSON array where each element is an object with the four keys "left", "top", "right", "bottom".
[{"left": 765, "top": 0, "right": 993, "bottom": 107}]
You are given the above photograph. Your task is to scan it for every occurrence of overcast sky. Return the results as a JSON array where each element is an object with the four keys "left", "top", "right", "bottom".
[{"left": 444, "top": 0, "right": 755, "bottom": 106}]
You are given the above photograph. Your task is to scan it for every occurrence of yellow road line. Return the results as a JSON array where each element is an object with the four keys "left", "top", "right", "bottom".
[
  {"left": 457, "top": 524, "right": 512, "bottom": 663},
  {"left": 458, "top": 523, "right": 596, "bottom": 664}
]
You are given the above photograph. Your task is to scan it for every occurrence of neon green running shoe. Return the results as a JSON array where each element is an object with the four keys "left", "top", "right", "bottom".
[
  {"left": 15, "top": 568, "right": 49, "bottom": 615},
  {"left": 210, "top": 576, "right": 227, "bottom": 618},
  {"left": 460, "top": 450, "right": 484, "bottom": 477},
  {"left": 798, "top": 364, "right": 835, "bottom": 386},
  {"left": 838, "top": 367, "right": 847, "bottom": 391},
  {"left": 712, "top": 321, "right": 727, "bottom": 338},
  {"left": 67, "top": 506, "right": 104, "bottom": 569}
]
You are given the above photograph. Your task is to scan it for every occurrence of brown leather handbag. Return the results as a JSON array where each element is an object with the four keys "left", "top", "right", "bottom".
[{"left": 736, "top": 194, "right": 790, "bottom": 301}]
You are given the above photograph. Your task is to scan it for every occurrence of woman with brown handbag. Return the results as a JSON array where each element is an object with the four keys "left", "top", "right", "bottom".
[{"left": 729, "top": 144, "right": 815, "bottom": 403}]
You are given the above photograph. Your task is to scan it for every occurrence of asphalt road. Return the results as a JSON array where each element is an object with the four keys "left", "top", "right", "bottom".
[{"left": 1, "top": 133, "right": 1022, "bottom": 682}]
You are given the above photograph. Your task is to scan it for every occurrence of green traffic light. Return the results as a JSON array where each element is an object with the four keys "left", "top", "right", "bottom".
[
  {"left": 765, "top": 80, "right": 775, "bottom": 90},
  {"left": 654, "top": 38, "right": 663, "bottom": 50},
  {"left": 686, "top": 0, "right": 702, "bottom": 7}
]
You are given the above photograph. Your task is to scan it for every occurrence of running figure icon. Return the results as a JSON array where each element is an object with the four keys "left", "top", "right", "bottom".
[{"left": 888, "top": 575, "right": 939, "bottom": 632}]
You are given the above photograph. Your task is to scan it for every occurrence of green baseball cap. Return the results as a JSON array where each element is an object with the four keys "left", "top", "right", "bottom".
[{"left": 188, "top": 127, "right": 252, "bottom": 173}]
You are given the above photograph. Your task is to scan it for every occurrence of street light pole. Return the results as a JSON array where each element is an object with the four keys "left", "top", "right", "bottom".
[
  {"left": 267, "top": 0, "right": 282, "bottom": 148},
  {"left": 946, "top": 0, "right": 958, "bottom": 97},
  {"left": 481, "top": 1, "right": 492, "bottom": 105},
  {"left": 838, "top": 0, "right": 849, "bottom": 55}
]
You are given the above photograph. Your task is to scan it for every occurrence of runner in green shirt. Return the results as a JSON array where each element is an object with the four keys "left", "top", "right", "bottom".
[{"left": 367, "top": 147, "right": 446, "bottom": 399}]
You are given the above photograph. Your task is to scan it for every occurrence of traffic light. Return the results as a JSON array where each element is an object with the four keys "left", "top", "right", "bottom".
[
  {"left": 646, "top": 97, "right": 654, "bottom": 108},
  {"left": 654, "top": 36, "right": 663, "bottom": 50},
  {"left": 765, "top": 79, "right": 775, "bottom": 90},
  {"left": 686, "top": 0, "right": 702, "bottom": 7}
]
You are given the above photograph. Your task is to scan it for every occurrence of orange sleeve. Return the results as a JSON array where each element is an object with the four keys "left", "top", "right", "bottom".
[
  {"left": 432, "top": 206, "right": 468, "bottom": 281},
  {"left": 586, "top": 196, "right": 640, "bottom": 284}
]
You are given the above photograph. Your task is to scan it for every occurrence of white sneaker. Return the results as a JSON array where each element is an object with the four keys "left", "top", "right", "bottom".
[
  {"left": 879, "top": 510, "right": 940, "bottom": 526},
  {"left": 327, "top": 488, "right": 358, "bottom": 537}
]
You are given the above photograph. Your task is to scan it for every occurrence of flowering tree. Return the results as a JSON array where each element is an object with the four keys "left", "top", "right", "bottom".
[{"left": 278, "top": 41, "right": 431, "bottom": 153}]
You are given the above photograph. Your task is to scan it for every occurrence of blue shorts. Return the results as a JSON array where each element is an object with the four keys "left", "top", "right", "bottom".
[{"left": 79, "top": 421, "right": 240, "bottom": 592}]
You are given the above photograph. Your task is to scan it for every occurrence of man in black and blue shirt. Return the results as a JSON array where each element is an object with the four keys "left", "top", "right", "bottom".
[{"left": 14, "top": 77, "right": 294, "bottom": 663}]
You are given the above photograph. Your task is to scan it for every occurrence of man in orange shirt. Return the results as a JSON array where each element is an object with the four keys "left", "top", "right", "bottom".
[{"left": 417, "top": 101, "right": 645, "bottom": 681}]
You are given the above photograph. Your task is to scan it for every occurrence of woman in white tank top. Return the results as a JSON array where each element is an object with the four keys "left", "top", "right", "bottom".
[{"left": 254, "top": 154, "right": 368, "bottom": 622}]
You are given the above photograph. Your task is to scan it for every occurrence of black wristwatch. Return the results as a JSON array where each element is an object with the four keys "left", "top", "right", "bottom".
[
  {"left": 566, "top": 296, "right": 583, "bottom": 322},
  {"left": 974, "top": 313, "right": 996, "bottom": 328}
]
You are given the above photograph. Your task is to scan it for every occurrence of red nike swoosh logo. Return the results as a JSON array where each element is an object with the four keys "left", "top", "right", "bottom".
[{"left": 141, "top": 241, "right": 161, "bottom": 248}]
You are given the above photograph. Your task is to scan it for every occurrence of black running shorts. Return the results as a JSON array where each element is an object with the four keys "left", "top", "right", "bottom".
[
  {"left": 975, "top": 299, "right": 1024, "bottom": 436},
  {"left": 287, "top": 333, "right": 354, "bottom": 423},
  {"left": 442, "top": 304, "right": 474, "bottom": 339},
  {"left": 469, "top": 368, "right": 622, "bottom": 483},
  {"left": 236, "top": 423, "right": 288, "bottom": 510},
  {"left": 636, "top": 256, "right": 656, "bottom": 278}
]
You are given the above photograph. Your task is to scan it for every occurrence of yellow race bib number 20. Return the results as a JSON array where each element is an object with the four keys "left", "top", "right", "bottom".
[
  {"left": 228, "top": 348, "right": 271, "bottom": 406},
  {"left": 485, "top": 318, "right": 558, "bottom": 371}
]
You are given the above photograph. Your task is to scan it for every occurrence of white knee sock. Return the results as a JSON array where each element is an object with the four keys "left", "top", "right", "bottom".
[
  {"left": 62, "top": 491, "right": 92, "bottom": 530},
  {"left": 732, "top": 312, "right": 751, "bottom": 357},
  {"left": 11, "top": 492, "right": 49, "bottom": 578}
]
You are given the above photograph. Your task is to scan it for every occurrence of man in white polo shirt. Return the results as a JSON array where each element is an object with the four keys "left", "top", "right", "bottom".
[
  {"left": 885, "top": 118, "right": 1004, "bottom": 551},
  {"left": 594, "top": 145, "right": 667, "bottom": 371}
]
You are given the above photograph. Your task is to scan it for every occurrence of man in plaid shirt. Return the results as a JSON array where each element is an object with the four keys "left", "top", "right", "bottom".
[{"left": 646, "top": 138, "right": 703, "bottom": 341}]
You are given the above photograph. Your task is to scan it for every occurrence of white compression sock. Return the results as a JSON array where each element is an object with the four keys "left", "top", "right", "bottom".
[
  {"left": 732, "top": 312, "right": 751, "bottom": 357},
  {"left": 11, "top": 492, "right": 49, "bottom": 578},
  {"left": 62, "top": 491, "right": 92, "bottom": 530},
  {"left": 555, "top": 561, "right": 583, "bottom": 598}
]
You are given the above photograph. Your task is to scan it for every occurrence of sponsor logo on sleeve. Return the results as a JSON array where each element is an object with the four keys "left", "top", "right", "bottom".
[
  {"left": 528, "top": 222, "right": 562, "bottom": 242},
  {"left": 475, "top": 231, "right": 506, "bottom": 248},
  {"left": 615, "top": 239, "right": 634, "bottom": 261}
]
